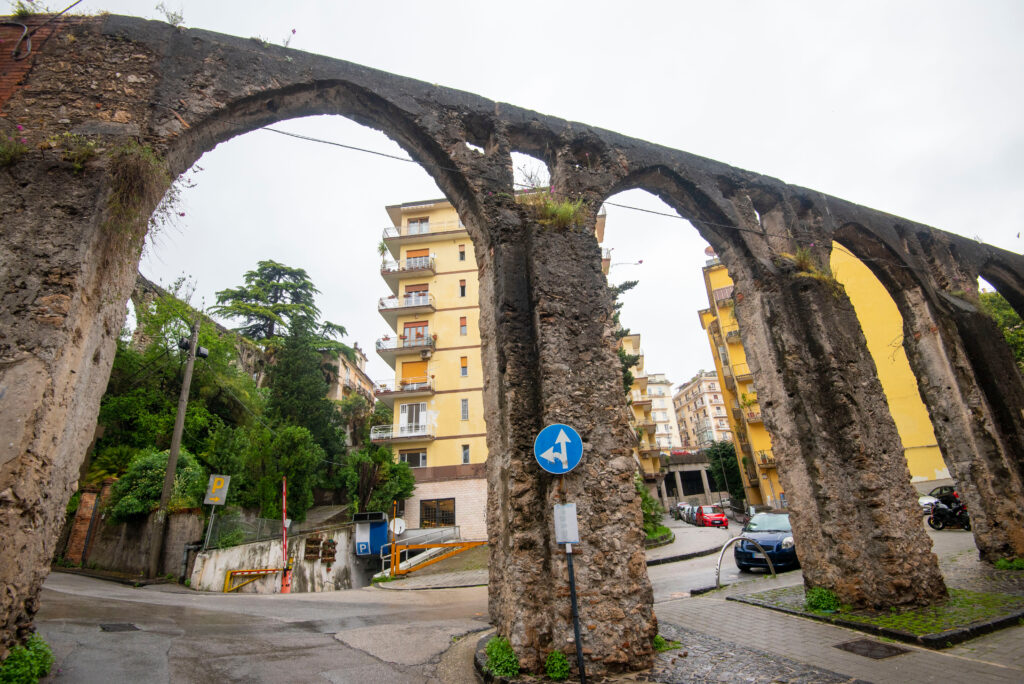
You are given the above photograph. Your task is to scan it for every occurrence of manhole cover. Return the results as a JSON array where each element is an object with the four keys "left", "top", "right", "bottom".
[
  {"left": 99, "top": 623, "right": 139, "bottom": 632},
  {"left": 834, "top": 638, "right": 909, "bottom": 659}
]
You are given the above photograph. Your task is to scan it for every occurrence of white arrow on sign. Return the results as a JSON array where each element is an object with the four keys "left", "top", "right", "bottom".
[{"left": 537, "top": 428, "right": 571, "bottom": 469}]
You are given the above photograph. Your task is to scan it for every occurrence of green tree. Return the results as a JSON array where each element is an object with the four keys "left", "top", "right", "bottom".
[
  {"left": 266, "top": 325, "right": 345, "bottom": 458},
  {"left": 704, "top": 440, "right": 744, "bottom": 503},
  {"left": 236, "top": 424, "right": 324, "bottom": 522},
  {"left": 610, "top": 279, "right": 640, "bottom": 394},
  {"left": 341, "top": 445, "right": 415, "bottom": 514},
  {"left": 104, "top": 448, "right": 206, "bottom": 523},
  {"left": 980, "top": 291, "right": 1024, "bottom": 373}
]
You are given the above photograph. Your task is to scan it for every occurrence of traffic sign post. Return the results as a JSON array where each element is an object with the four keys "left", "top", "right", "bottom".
[
  {"left": 202, "top": 475, "right": 231, "bottom": 550},
  {"left": 536, "top": 425, "right": 587, "bottom": 682}
]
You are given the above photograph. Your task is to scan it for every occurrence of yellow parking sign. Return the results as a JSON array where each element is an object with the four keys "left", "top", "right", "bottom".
[{"left": 204, "top": 474, "right": 231, "bottom": 505}]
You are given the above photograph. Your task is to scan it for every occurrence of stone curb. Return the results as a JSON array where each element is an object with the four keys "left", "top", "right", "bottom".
[
  {"left": 643, "top": 531, "right": 675, "bottom": 550},
  {"left": 645, "top": 543, "right": 722, "bottom": 567},
  {"left": 373, "top": 577, "right": 487, "bottom": 591},
  {"left": 727, "top": 594, "right": 1024, "bottom": 649}
]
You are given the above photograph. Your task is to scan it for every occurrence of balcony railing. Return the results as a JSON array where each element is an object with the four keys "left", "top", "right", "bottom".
[
  {"left": 745, "top": 409, "right": 763, "bottom": 423},
  {"left": 375, "top": 377, "right": 435, "bottom": 394},
  {"left": 378, "top": 293, "right": 435, "bottom": 310},
  {"left": 376, "top": 334, "right": 435, "bottom": 352},
  {"left": 723, "top": 324, "right": 741, "bottom": 342},
  {"left": 369, "top": 423, "right": 436, "bottom": 442},
  {"left": 631, "top": 390, "right": 652, "bottom": 406},
  {"left": 382, "top": 220, "right": 465, "bottom": 240},
  {"left": 757, "top": 449, "right": 775, "bottom": 467},
  {"left": 733, "top": 362, "right": 752, "bottom": 381},
  {"left": 381, "top": 256, "right": 435, "bottom": 275}
]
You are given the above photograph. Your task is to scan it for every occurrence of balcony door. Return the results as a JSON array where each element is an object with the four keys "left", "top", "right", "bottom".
[
  {"left": 405, "top": 248, "right": 430, "bottom": 269},
  {"left": 403, "top": 321, "right": 428, "bottom": 347},
  {"left": 401, "top": 360, "right": 428, "bottom": 390},
  {"left": 399, "top": 402, "right": 427, "bottom": 436}
]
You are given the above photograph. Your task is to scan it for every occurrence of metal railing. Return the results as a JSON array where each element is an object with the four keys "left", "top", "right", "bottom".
[
  {"left": 376, "top": 377, "right": 434, "bottom": 393},
  {"left": 376, "top": 334, "right": 435, "bottom": 352},
  {"left": 378, "top": 293, "right": 435, "bottom": 310},
  {"left": 370, "top": 423, "right": 436, "bottom": 441},
  {"left": 382, "top": 220, "right": 465, "bottom": 239},
  {"left": 381, "top": 256, "right": 435, "bottom": 273}
]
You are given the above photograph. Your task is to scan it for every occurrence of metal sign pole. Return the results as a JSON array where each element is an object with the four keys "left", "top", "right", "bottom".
[
  {"left": 565, "top": 543, "right": 586, "bottom": 684},
  {"left": 203, "top": 505, "right": 215, "bottom": 550},
  {"left": 281, "top": 476, "right": 291, "bottom": 594}
]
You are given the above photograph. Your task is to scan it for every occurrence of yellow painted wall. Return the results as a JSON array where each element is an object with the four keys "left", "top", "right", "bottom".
[{"left": 830, "top": 246, "right": 948, "bottom": 482}]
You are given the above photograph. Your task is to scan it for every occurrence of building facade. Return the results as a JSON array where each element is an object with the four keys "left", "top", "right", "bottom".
[
  {"left": 700, "top": 244, "right": 949, "bottom": 509},
  {"left": 369, "top": 199, "right": 488, "bottom": 540},
  {"left": 647, "top": 373, "right": 682, "bottom": 450},
  {"left": 672, "top": 370, "right": 732, "bottom": 449}
]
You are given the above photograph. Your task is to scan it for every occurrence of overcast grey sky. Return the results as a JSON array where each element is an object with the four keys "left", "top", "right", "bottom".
[{"left": 48, "top": 1, "right": 1024, "bottom": 388}]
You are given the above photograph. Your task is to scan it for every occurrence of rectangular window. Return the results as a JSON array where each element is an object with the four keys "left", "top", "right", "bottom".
[
  {"left": 405, "top": 248, "right": 430, "bottom": 269},
  {"left": 459, "top": 279, "right": 467, "bottom": 297},
  {"left": 461, "top": 398, "right": 469, "bottom": 420},
  {"left": 460, "top": 356, "right": 468, "bottom": 377},
  {"left": 459, "top": 316, "right": 467, "bottom": 336},
  {"left": 462, "top": 444, "right": 470, "bottom": 464},
  {"left": 407, "top": 217, "right": 429, "bottom": 235},
  {"left": 420, "top": 498, "right": 455, "bottom": 527},
  {"left": 458, "top": 244, "right": 466, "bottom": 261},
  {"left": 399, "top": 449, "right": 426, "bottom": 468},
  {"left": 403, "top": 321, "right": 429, "bottom": 347}
]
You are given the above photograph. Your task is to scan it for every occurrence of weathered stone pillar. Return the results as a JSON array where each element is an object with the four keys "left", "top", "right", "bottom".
[
  {"left": 673, "top": 470, "right": 684, "bottom": 502},
  {"left": 0, "top": 158, "right": 152, "bottom": 656},
  {"left": 725, "top": 241, "right": 947, "bottom": 609},
  {"left": 699, "top": 468, "right": 712, "bottom": 503},
  {"left": 477, "top": 195, "right": 656, "bottom": 674}
]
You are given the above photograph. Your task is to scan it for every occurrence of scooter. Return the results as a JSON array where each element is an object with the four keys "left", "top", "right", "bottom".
[{"left": 927, "top": 500, "right": 971, "bottom": 531}]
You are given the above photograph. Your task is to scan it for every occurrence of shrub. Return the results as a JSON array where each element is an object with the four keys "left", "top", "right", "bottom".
[
  {"left": 0, "top": 634, "right": 54, "bottom": 684},
  {"left": 484, "top": 636, "right": 519, "bottom": 678},
  {"left": 544, "top": 649, "right": 570, "bottom": 681},
  {"left": 104, "top": 447, "right": 206, "bottom": 523},
  {"left": 634, "top": 473, "right": 664, "bottom": 536},
  {"left": 805, "top": 586, "right": 840, "bottom": 612},
  {"left": 652, "top": 634, "right": 680, "bottom": 652}
]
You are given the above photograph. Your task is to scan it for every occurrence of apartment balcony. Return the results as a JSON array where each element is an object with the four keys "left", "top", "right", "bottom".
[
  {"left": 745, "top": 409, "right": 763, "bottom": 424},
  {"left": 374, "top": 377, "right": 435, "bottom": 407},
  {"left": 756, "top": 449, "right": 776, "bottom": 468},
  {"left": 380, "top": 256, "right": 436, "bottom": 293},
  {"left": 639, "top": 443, "right": 662, "bottom": 457},
  {"left": 632, "top": 372, "right": 648, "bottom": 391},
  {"left": 630, "top": 390, "right": 652, "bottom": 408},
  {"left": 741, "top": 455, "right": 759, "bottom": 482},
  {"left": 733, "top": 362, "right": 752, "bottom": 382},
  {"left": 378, "top": 292, "right": 436, "bottom": 327},
  {"left": 381, "top": 220, "right": 468, "bottom": 258},
  {"left": 637, "top": 419, "right": 657, "bottom": 432},
  {"left": 731, "top": 406, "right": 743, "bottom": 422},
  {"left": 369, "top": 423, "right": 436, "bottom": 444},
  {"left": 375, "top": 333, "right": 436, "bottom": 369},
  {"left": 713, "top": 285, "right": 735, "bottom": 308},
  {"left": 721, "top": 365, "right": 735, "bottom": 391},
  {"left": 723, "top": 323, "right": 742, "bottom": 343}
]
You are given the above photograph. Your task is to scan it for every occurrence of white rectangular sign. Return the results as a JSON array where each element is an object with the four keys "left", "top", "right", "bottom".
[{"left": 554, "top": 503, "right": 580, "bottom": 544}]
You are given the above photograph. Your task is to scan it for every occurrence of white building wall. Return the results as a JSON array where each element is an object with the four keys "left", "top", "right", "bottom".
[{"left": 404, "top": 477, "right": 487, "bottom": 540}]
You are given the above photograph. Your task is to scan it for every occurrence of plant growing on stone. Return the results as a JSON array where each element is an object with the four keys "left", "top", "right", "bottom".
[
  {"left": 804, "top": 586, "right": 840, "bottom": 613},
  {"left": 0, "top": 129, "right": 28, "bottom": 168},
  {"left": 12, "top": 1, "right": 48, "bottom": 18},
  {"left": 155, "top": 2, "right": 184, "bottom": 27},
  {"left": 544, "top": 649, "right": 570, "bottom": 681},
  {"left": 994, "top": 557, "right": 1024, "bottom": 571},
  {"left": 42, "top": 132, "right": 98, "bottom": 173},
  {"left": 777, "top": 245, "right": 845, "bottom": 298},
  {"left": 104, "top": 141, "right": 171, "bottom": 238},
  {"left": 484, "top": 636, "right": 519, "bottom": 678},
  {"left": 652, "top": 634, "right": 681, "bottom": 652},
  {"left": 634, "top": 473, "right": 664, "bottom": 536}
]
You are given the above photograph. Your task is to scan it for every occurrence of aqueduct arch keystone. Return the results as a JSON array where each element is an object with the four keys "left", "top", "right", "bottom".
[{"left": 2, "top": 13, "right": 1024, "bottom": 674}]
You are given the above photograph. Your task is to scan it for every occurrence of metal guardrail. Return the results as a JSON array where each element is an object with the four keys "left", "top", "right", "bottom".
[
  {"left": 204, "top": 515, "right": 285, "bottom": 550},
  {"left": 369, "top": 424, "right": 435, "bottom": 441},
  {"left": 715, "top": 535, "right": 775, "bottom": 588},
  {"left": 382, "top": 220, "right": 465, "bottom": 239},
  {"left": 375, "top": 335, "right": 435, "bottom": 352},
  {"left": 378, "top": 293, "right": 435, "bottom": 310},
  {"left": 381, "top": 256, "right": 435, "bottom": 273}
]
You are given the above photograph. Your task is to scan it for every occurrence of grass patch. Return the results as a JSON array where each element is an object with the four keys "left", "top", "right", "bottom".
[
  {"left": 744, "top": 585, "right": 1024, "bottom": 638},
  {"left": 646, "top": 524, "right": 671, "bottom": 541},
  {"left": 995, "top": 557, "right": 1024, "bottom": 571},
  {"left": 653, "top": 634, "right": 681, "bottom": 652},
  {"left": 516, "top": 189, "right": 586, "bottom": 229}
]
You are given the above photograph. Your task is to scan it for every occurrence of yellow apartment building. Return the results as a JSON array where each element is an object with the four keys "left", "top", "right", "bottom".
[
  {"left": 369, "top": 198, "right": 488, "bottom": 540},
  {"left": 699, "top": 244, "right": 948, "bottom": 508},
  {"left": 619, "top": 333, "right": 663, "bottom": 496}
]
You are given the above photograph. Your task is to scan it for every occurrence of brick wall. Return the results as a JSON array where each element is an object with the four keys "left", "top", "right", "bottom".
[
  {"left": 0, "top": 17, "right": 69, "bottom": 112},
  {"left": 405, "top": 477, "right": 487, "bottom": 540},
  {"left": 63, "top": 488, "right": 98, "bottom": 563}
]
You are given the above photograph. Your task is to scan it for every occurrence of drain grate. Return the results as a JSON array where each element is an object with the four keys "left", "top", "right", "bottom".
[
  {"left": 834, "top": 638, "right": 909, "bottom": 659},
  {"left": 99, "top": 623, "right": 139, "bottom": 632}
]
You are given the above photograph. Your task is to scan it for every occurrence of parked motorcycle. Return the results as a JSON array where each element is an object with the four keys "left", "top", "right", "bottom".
[{"left": 927, "top": 500, "right": 971, "bottom": 531}]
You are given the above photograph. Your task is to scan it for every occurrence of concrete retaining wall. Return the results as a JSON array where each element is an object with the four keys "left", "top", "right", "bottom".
[
  {"left": 86, "top": 510, "right": 204, "bottom": 576},
  {"left": 190, "top": 525, "right": 355, "bottom": 593}
]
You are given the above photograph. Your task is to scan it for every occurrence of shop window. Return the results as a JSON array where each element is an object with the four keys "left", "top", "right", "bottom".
[{"left": 421, "top": 498, "right": 455, "bottom": 527}]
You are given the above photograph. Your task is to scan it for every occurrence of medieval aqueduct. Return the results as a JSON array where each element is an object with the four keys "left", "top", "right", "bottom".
[{"left": 1, "top": 14, "right": 1023, "bottom": 675}]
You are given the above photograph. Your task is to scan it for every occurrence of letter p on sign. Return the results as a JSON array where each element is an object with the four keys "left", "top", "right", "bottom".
[{"left": 204, "top": 474, "right": 231, "bottom": 506}]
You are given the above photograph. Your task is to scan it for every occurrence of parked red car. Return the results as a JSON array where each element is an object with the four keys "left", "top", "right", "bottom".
[{"left": 695, "top": 505, "right": 728, "bottom": 528}]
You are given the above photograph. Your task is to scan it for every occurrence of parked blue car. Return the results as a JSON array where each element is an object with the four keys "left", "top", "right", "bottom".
[{"left": 734, "top": 512, "right": 800, "bottom": 573}]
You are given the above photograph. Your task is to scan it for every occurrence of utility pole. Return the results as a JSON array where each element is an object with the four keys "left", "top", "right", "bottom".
[{"left": 147, "top": 322, "right": 200, "bottom": 578}]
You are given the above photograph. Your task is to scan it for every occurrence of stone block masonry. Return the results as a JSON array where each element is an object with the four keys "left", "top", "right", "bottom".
[{"left": 404, "top": 477, "right": 487, "bottom": 540}]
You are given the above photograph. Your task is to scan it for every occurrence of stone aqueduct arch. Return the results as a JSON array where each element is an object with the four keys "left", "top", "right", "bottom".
[{"left": 2, "top": 14, "right": 1023, "bottom": 674}]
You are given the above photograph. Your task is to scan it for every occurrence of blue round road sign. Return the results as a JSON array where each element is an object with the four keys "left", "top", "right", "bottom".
[{"left": 533, "top": 424, "right": 584, "bottom": 474}]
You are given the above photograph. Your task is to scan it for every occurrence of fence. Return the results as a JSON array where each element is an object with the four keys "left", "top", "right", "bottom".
[{"left": 204, "top": 513, "right": 285, "bottom": 550}]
